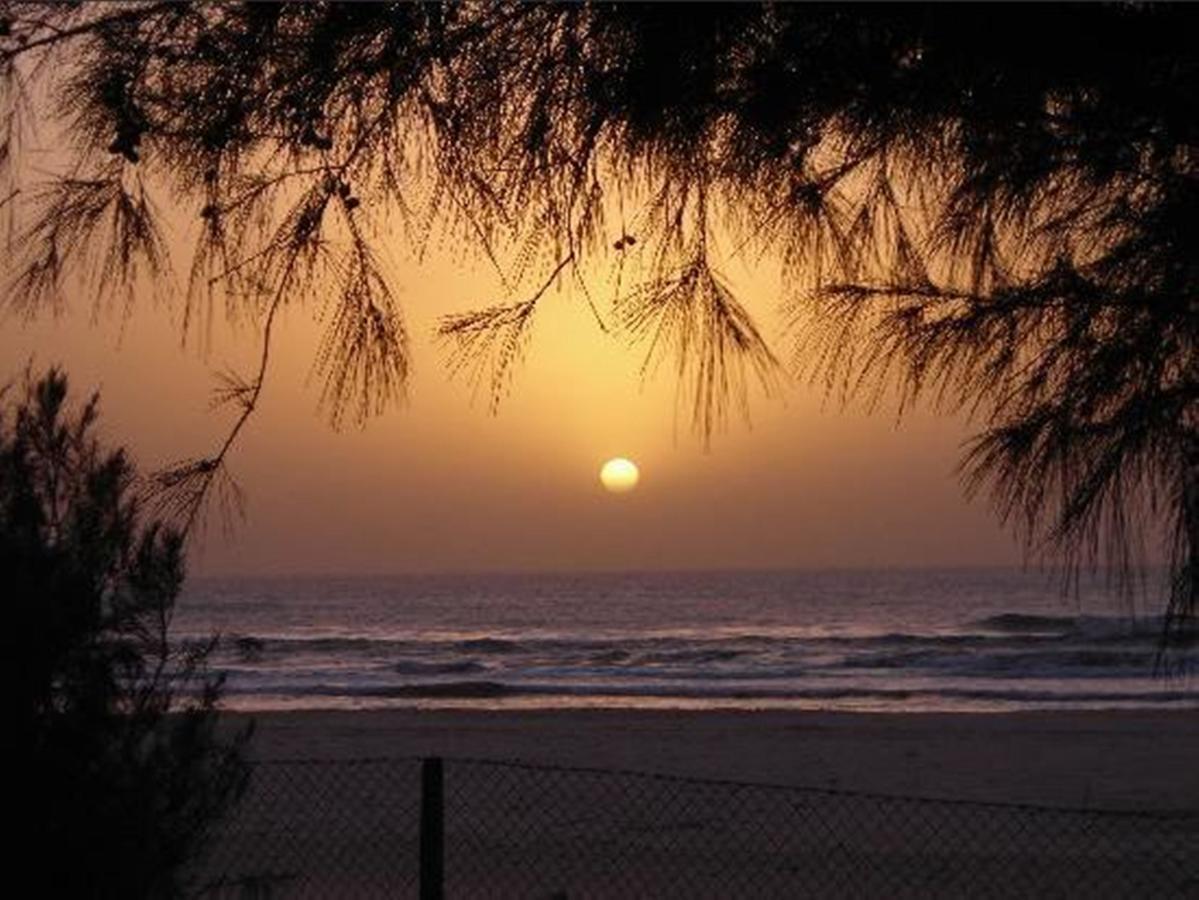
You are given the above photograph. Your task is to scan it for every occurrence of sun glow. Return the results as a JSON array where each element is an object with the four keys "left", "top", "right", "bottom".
[{"left": 600, "top": 457, "right": 640, "bottom": 493}]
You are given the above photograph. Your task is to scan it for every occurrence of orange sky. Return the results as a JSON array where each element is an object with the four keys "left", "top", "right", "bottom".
[{"left": 1, "top": 236, "right": 1021, "bottom": 575}]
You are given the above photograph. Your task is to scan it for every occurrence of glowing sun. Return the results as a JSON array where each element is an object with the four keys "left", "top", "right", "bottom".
[{"left": 600, "top": 457, "right": 640, "bottom": 493}]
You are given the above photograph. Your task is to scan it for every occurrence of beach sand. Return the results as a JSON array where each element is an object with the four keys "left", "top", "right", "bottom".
[
  {"left": 235, "top": 707, "right": 1199, "bottom": 809},
  {"left": 199, "top": 709, "right": 1199, "bottom": 897}
]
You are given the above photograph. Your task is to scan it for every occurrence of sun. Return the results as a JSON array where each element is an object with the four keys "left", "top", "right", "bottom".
[{"left": 600, "top": 457, "right": 640, "bottom": 493}]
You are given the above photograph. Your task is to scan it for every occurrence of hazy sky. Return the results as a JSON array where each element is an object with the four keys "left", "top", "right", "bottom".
[{"left": 1, "top": 239, "right": 1023, "bottom": 575}]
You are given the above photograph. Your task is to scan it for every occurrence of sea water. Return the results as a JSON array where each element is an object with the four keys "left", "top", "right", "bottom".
[{"left": 175, "top": 568, "right": 1198, "bottom": 712}]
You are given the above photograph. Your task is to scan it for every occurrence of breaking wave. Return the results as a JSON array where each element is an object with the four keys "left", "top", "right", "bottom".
[{"left": 180, "top": 570, "right": 1198, "bottom": 713}]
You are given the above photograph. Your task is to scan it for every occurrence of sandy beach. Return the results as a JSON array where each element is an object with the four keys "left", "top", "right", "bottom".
[
  {"left": 235, "top": 707, "right": 1199, "bottom": 810},
  {"left": 194, "top": 709, "right": 1199, "bottom": 897}
]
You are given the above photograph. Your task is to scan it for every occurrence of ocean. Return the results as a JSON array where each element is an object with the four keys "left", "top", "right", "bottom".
[{"left": 176, "top": 568, "right": 1198, "bottom": 713}]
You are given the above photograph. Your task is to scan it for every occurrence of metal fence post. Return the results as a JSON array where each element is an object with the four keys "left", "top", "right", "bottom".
[{"left": 420, "top": 757, "right": 445, "bottom": 900}]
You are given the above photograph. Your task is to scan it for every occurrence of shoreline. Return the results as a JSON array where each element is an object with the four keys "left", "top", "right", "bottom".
[{"left": 225, "top": 706, "right": 1199, "bottom": 812}]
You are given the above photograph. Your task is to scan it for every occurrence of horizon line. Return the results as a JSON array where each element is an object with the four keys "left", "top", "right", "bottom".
[{"left": 186, "top": 561, "right": 1170, "bottom": 582}]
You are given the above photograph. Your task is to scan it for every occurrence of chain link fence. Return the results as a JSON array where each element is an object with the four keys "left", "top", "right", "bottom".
[
  {"left": 191, "top": 756, "right": 1198, "bottom": 898},
  {"left": 193, "top": 758, "right": 422, "bottom": 898}
]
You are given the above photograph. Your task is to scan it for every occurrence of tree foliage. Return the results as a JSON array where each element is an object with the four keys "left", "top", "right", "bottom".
[
  {"left": 2, "top": 367, "right": 250, "bottom": 897},
  {"left": 0, "top": 3, "right": 1195, "bottom": 634}
]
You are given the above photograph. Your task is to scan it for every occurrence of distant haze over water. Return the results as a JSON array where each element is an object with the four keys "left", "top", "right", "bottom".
[{"left": 178, "top": 569, "right": 1197, "bottom": 713}]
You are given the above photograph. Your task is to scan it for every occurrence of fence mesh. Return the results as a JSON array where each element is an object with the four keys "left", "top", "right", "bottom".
[
  {"left": 190, "top": 756, "right": 1198, "bottom": 898},
  {"left": 192, "top": 758, "right": 422, "bottom": 898}
]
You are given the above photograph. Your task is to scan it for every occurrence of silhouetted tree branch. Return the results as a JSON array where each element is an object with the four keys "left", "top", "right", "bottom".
[{"left": 0, "top": 3, "right": 1195, "bottom": 640}]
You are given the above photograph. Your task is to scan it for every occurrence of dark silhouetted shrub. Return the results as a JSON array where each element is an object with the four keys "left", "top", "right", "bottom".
[{"left": 2, "top": 367, "right": 251, "bottom": 898}]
